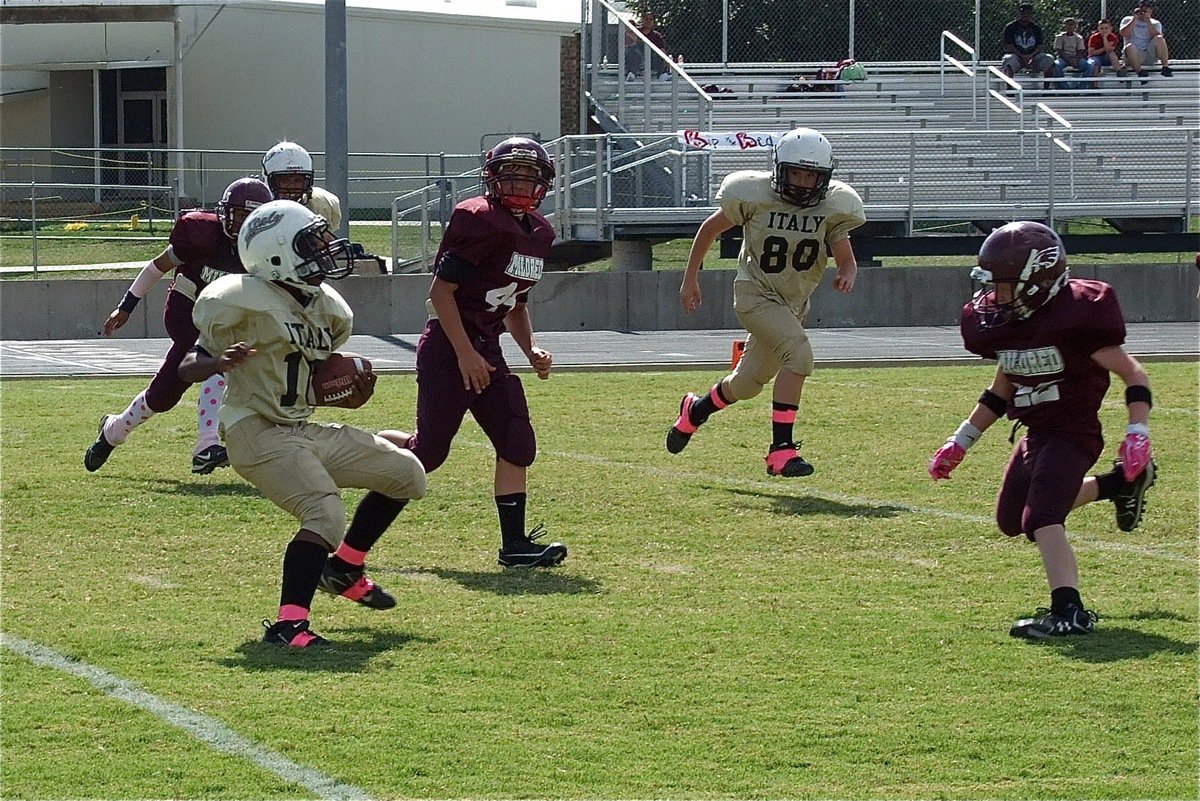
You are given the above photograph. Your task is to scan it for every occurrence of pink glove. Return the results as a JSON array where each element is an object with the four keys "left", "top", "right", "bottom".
[
  {"left": 929, "top": 441, "right": 966, "bottom": 480},
  {"left": 1118, "top": 425, "right": 1152, "bottom": 482}
]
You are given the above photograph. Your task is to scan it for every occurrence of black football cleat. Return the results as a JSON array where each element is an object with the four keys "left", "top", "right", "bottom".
[
  {"left": 765, "top": 442, "right": 814, "bottom": 477},
  {"left": 191, "top": 444, "right": 230, "bottom": 475},
  {"left": 261, "top": 618, "right": 330, "bottom": 648},
  {"left": 317, "top": 561, "right": 397, "bottom": 610},
  {"left": 498, "top": 524, "right": 568, "bottom": 568},
  {"left": 666, "top": 392, "right": 700, "bottom": 454},
  {"left": 1010, "top": 605, "right": 1098, "bottom": 639},
  {"left": 84, "top": 415, "right": 117, "bottom": 472},
  {"left": 1112, "top": 459, "right": 1158, "bottom": 532}
]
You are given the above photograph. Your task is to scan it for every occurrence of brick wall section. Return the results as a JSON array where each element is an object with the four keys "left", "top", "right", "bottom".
[{"left": 560, "top": 33, "right": 581, "bottom": 136}]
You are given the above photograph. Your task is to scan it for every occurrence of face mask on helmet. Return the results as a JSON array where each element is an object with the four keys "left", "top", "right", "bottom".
[
  {"left": 970, "top": 221, "right": 1069, "bottom": 328},
  {"left": 483, "top": 137, "right": 555, "bottom": 213},
  {"left": 772, "top": 127, "right": 834, "bottom": 207},
  {"left": 238, "top": 200, "right": 353, "bottom": 296},
  {"left": 217, "top": 177, "right": 273, "bottom": 240},
  {"left": 262, "top": 142, "right": 315, "bottom": 204}
]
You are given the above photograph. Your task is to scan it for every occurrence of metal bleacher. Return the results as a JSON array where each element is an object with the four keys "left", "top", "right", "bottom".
[{"left": 563, "top": 22, "right": 1200, "bottom": 261}]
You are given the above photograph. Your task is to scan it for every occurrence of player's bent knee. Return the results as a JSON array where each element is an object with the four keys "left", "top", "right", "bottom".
[
  {"left": 780, "top": 339, "right": 814, "bottom": 376},
  {"left": 376, "top": 429, "right": 412, "bottom": 450},
  {"left": 498, "top": 421, "right": 537, "bottom": 468},
  {"left": 728, "top": 373, "right": 765, "bottom": 400},
  {"left": 298, "top": 493, "right": 346, "bottom": 548}
]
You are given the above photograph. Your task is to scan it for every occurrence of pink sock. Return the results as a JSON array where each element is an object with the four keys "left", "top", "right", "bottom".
[
  {"left": 709, "top": 385, "right": 730, "bottom": 409},
  {"left": 278, "top": 604, "right": 309, "bottom": 622},
  {"left": 104, "top": 390, "right": 155, "bottom": 445},
  {"left": 195, "top": 374, "right": 226, "bottom": 453},
  {"left": 333, "top": 542, "right": 368, "bottom": 567}
]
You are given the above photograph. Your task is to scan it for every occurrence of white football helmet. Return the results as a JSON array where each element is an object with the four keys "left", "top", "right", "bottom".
[
  {"left": 772, "top": 127, "right": 834, "bottom": 207},
  {"left": 262, "top": 141, "right": 314, "bottom": 203},
  {"left": 238, "top": 199, "right": 352, "bottom": 295}
]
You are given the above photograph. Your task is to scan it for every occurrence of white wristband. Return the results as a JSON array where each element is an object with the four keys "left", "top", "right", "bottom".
[
  {"left": 951, "top": 420, "right": 983, "bottom": 450},
  {"left": 1126, "top": 422, "right": 1149, "bottom": 437},
  {"left": 128, "top": 260, "right": 168, "bottom": 299}
]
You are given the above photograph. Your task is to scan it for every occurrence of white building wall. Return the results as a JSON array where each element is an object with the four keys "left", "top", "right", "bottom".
[{"left": 181, "top": 4, "right": 570, "bottom": 155}]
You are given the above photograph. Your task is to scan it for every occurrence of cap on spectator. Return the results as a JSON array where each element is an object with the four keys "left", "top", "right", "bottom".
[
  {"left": 1018, "top": 3, "right": 1035, "bottom": 11},
  {"left": 1136, "top": 0, "right": 1154, "bottom": 7}
]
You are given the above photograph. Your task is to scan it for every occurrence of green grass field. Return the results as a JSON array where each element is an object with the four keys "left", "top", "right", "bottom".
[{"left": 2, "top": 364, "right": 1197, "bottom": 799}]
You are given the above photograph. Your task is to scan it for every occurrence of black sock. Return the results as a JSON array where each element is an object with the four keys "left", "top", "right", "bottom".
[
  {"left": 341, "top": 491, "right": 408, "bottom": 556},
  {"left": 1050, "top": 585, "right": 1083, "bottom": 614},
  {"left": 1094, "top": 468, "right": 1125, "bottom": 501},
  {"left": 690, "top": 383, "right": 733, "bottom": 427},
  {"left": 771, "top": 401, "right": 798, "bottom": 448},
  {"left": 280, "top": 538, "right": 330, "bottom": 610},
  {"left": 496, "top": 492, "right": 527, "bottom": 548}
]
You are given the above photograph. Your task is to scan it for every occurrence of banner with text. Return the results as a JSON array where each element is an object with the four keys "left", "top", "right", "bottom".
[{"left": 677, "top": 130, "right": 782, "bottom": 150}]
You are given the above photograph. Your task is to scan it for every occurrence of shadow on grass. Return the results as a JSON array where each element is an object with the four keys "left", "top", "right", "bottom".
[
  {"left": 399, "top": 567, "right": 603, "bottom": 596},
  {"left": 133, "top": 476, "right": 263, "bottom": 498},
  {"left": 1026, "top": 624, "right": 1196, "bottom": 662},
  {"left": 722, "top": 486, "right": 906, "bottom": 518},
  {"left": 218, "top": 625, "right": 434, "bottom": 673}
]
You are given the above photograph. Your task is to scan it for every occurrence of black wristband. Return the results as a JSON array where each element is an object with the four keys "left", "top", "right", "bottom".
[
  {"left": 978, "top": 388, "right": 1007, "bottom": 417},
  {"left": 1125, "top": 385, "right": 1153, "bottom": 408},
  {"left": 118, "top": 291, "right": 141, "bottom": 314}
]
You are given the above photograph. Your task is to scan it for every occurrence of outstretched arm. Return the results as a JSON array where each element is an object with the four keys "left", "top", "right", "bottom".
[
  {"left": 929, "top": 367, "right": 1015, "bottom": 479},
  {"left": 680, "top": 209, "right": 735, "bottom": 314},
  {"left": 102, "top": 250, "right": 174, "bottom": 335},
  {"left": 178, "top": 342, "right": 257, "bottom": 383}
]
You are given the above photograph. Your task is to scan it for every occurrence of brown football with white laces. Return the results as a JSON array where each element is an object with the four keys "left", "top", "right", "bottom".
[{"left": 312, "top": 352, "right": 375, "bottom": 408}]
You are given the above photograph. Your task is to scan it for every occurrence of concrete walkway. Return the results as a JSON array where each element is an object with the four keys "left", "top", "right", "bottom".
[{"left": 2, "top": 323, "right": 1195, "bottom": 379}]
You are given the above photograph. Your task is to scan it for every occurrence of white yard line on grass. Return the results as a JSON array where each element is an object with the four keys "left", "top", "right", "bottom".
[{"left": 0, "top": 633, "right": 376, "bottom": 801}]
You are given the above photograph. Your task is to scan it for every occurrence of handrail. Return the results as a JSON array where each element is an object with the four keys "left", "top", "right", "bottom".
[
  {"left": 585, "top": 0, "right": 713, "bottom": 133},
  {"left": 985, "top": 66, "right": 1026, "bottom": 144},
  {"left": 939, "top": 29, "right": 977, "bottom": 120}
]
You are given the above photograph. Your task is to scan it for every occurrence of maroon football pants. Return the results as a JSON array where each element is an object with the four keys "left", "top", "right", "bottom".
[
  {"left": 407, "top": 320, "right": 536, "bottom": 473},
  {"left": 144, "top": 290, "right": 199, "bottom": 413},
  {"left": 995, "top": 432, "right": 1099, "bottom": 541}
]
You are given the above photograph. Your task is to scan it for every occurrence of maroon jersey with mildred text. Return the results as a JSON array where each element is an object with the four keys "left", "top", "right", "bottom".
[
  {"left": 166, "top": 210, "right": 244, "bottom": 301},
  {"left": 430, "top": 196, "right": 554, "bottom": 338},
  {"left": 961, "top": 279, "right": 1126, "bottom": 457}
]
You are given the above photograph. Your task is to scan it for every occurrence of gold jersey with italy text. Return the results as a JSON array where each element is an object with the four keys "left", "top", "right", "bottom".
[
  {"left": 193, "top": 274, "right": 354, "bottom": 428},
  {"left": 718, "top": 171, "right": 865, "bottom": 315}
]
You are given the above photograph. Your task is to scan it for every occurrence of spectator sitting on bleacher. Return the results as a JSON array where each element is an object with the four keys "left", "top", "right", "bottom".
[
  {"left": 1120, "top": 0, "right": 1173, "bottom": 79},
  {"left": 1085, "top": 18, "right": 1127, "bottom": 85},
  {"left": 1053, "top": 17, "right": 1093, "bottom": 88},
  {"left": 1001, "top": 3, "right": 1057, "bottom": 89},
  {"left": 624, "top": 13, "right": 671, "bottom": 80}
]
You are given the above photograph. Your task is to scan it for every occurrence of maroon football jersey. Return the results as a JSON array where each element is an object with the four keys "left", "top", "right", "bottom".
[
  {"left": 167, "top": 210, "right": 244, "bottom": 300},
  {"left": 961, "top": 279, "right": 1126, "bottom": 453},
  {"left": 432, "top": 196, "right": 554, "bottom": 338}
]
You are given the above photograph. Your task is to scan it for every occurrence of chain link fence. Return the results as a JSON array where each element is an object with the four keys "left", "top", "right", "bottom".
[{"left": 619, "top": 0, "right": 1198, "bottom": 65}]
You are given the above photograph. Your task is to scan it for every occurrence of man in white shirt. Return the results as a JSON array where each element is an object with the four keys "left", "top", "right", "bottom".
[{"left": 1120, "top": 0, "right": 1173, "bottom": 78}]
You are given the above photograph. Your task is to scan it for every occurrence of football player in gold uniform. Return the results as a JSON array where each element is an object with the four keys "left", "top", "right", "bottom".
[
  {"left": 667, "top": 127, "right": 865, "bottom": 477},
  {"left": 180, "top": 200, "right": 425, "bottom": 647}
]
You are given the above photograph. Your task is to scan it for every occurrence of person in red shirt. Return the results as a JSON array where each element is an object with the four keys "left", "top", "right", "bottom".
[{"left": 1085, "top": 18, "right": 1125, "bottom": 86}]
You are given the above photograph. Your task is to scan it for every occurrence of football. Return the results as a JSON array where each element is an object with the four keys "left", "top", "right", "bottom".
[{"left": 312, "top": 352, "right": 375, "bottom": 408}]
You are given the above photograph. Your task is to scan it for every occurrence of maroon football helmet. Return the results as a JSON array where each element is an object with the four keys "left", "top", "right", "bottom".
[
  {"left": 482, "top": 137, "right": 555, "bottom": 213},
  {"left": 217, "top": 177, "right": 273, "bottom": 240},
  {"left": 970, "top": 221, "right": 1069, "bottom": 327}
]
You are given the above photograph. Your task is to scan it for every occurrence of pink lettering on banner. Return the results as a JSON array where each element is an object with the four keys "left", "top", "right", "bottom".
[
  {"left": 682, "top": 130, "right": 714, "bottom": 149},
  {"left": 735, "top": 132, "right": 773, "bottom": 149}
]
